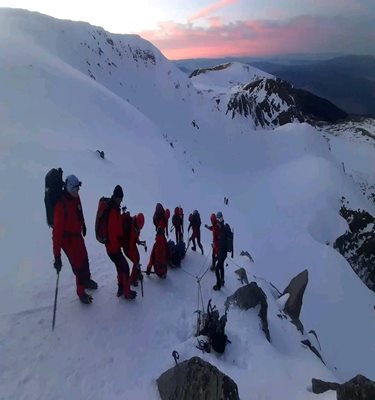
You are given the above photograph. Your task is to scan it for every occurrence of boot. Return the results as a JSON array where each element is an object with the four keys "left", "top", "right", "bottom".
[
  {"left": 85, "top": 279, "right": 98, "bottom": 290},
  {"left": 124, "top": 290, "right": 137, "bottom": 300},
  {"left": 131, "top": 280, "right": 139, "bottom": 287},
  {"left": 79, "top": 292, "right": 93, "bottom": 304},
  {"left": 117, "top": 283, "right": 123, "bottom": 297},
  {"left": 213, "top": 282, "right": 221, "bottom": 291},
  {"left": 123, "top": 276, "right": 137, "bottom": 300}
]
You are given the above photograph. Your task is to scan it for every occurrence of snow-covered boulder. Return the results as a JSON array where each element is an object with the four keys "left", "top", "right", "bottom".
[
  {"left": 157, "top": 356, "right": 240, "bottom": 400},
  {"left": 225, "top": 282, "right": 270, "bottom": 342}
]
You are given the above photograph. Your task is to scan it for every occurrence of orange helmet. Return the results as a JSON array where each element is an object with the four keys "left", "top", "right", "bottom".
[{"left": 136, "top": 213, "right": 145, "bottom": 230}]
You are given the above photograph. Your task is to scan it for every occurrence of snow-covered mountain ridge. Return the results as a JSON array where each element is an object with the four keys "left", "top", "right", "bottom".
[{"left": 0, "top": 8, "right": 375, "bottom": 400}]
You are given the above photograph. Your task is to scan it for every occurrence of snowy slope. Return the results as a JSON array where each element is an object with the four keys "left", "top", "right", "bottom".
[
  {"left": 1, "top": 8, "right": 375, "bottom": 400},
  {"left": 189, "top": 62, "right": 273, "bottom": 93}
]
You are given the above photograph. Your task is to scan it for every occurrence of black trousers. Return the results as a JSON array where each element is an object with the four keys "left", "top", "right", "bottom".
[{"left": 215, "top": 254, "right": 226, "bottom": 286}]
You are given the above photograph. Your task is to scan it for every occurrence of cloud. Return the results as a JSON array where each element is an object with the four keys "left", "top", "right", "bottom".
[
  {"left": 140, "top": 15, "right": 375, "bottom": 60},
  {"left": 188, "top": 0, "right": 238, "bottom": 23}
]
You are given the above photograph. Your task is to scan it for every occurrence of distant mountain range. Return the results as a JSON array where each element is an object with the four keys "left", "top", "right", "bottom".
[{"left": 177, "top": 55, "right": 375, "bottom": 117}]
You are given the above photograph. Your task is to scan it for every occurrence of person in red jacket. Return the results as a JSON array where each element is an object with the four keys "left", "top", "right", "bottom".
[
  {"left": 123, "top": 213, "right": 145, "bottom": 287},
  {"left": 172, "top": 206, "right": 184, "bottom": 244},
  {"left": 52, "top": 174, "right": 97, "bottom": 305},
  {"left": 153, "top": 203, "right": 170, "bottom": 238},
  {"left": 146, "top": 227, "right": 170, "bottom": 278},
  {"left": 105, "top": 185, "right": 136, "bottom": 300},
  {"left": 205, "top": 213, "right": 219, "bottom": 272}
]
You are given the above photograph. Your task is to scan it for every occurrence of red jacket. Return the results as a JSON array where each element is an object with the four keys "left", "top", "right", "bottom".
[
  {"left": 53, "top": 192, "right": 85, "bottom": 257},
  {"left": 105, "top": 203, "right": 123, "bottom": 254}
]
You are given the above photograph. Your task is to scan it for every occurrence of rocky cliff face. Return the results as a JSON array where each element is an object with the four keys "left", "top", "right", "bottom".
[{"left": 226, "top": 77, "right": 347, "bottom": 128}]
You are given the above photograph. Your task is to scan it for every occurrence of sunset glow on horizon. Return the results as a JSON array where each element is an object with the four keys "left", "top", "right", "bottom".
[{"left": 0, "top": 0, "right": 374, "bottom": 59}]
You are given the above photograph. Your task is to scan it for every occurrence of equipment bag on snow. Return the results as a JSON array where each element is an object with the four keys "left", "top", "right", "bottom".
[
  {"left": 199, "top": 299, "right": 229, "bottom": 354},
  {"left": 44, "top": 168, "right": 64, "bottom": 228},
  {"left": 95, "top": 197, "right": 111, "bottom": 244},
  {"left": 168, "top": 240, "right": 186, "bottom": 267}
]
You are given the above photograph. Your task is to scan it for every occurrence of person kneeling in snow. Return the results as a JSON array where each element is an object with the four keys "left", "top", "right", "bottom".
[{"left": 146, "top": 227, "right": 170, "bottom": 278}]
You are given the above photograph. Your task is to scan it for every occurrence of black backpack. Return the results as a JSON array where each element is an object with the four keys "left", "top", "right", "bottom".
[
  {"left": 225, "top": 223, "right": 234, "bottom": 256},
  {"left": 44, "top": 168, "right": 64, "bottom": 228},
  {"left": 95, "top": 197, "right": 112, "bottom": 244}
]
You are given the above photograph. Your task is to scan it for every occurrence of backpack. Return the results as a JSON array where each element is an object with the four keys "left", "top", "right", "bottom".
[
  {"left": 44, "top": 168, "right": 64, "bottom": 228},
  {"left": 225, "top": 223, "right": 234, "bottom": 255},
  {"left": 168, "top": 240, "right": 186, "bottom": 266},
  {"left": 199, "top": 299, "right": 228, "bottom": 353},
  {"left": 95, "top": 197, "right": 111, "bottom": 244},
  {"left": 122, "top": 211, "right": 133, "bottom": 249},
  {"left": 172, "top": 213, "right": 182, "bottom": 228},
  {"left": 189, "top": 211, "right": 201, "bottom": 228}
]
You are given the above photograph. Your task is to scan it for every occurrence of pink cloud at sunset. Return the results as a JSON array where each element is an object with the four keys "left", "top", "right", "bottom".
[
  {"left": 141, "top": 15, "right": 375, "bottom": 60},
  {"left": 188, "top": 0, "right": 238, "bottom": 23}
]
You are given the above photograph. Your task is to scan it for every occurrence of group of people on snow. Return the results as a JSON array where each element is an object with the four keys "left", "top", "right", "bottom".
[{"left": 50, "top": 173, "right": 231, "bottom": 305}]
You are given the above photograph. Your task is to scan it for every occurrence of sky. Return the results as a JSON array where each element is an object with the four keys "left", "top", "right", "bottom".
[{"left": 0, "top": 0, "right": 374, "bottom": 59}]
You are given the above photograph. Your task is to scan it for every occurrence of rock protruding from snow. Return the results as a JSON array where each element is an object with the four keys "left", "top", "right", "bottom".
[
  {"left": 225, "top": 282, "right": 270, "bottom": 342},
  {"left": 282, "top": 269, "right": 308, "bottom": 332},
  {"left": 312, "top": 375, "right": 375, "bottom": 399},
  {"left": 226, "top": 78, "right": 347, "bottom": 128},
  {"left": 334, "top": 203, "right": 375, "bottom": 292},
  {"left": 157, "top": 356, "right": 240, "bottom": 400}
]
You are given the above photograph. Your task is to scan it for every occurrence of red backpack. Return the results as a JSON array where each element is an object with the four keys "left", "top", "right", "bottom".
[{"left": 95, "top": 197, "right": 111, "bottom": 244}]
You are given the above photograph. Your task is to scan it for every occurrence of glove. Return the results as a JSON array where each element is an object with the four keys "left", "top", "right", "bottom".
[
  {"left": 82, "top": 223, "right": 87, "bottom": 237},
  {"left": 204, "top": 224, "right": 209, "bottom": 229},
  {"left": 54, "top": 255, "right": 62, "bottom": 273}
]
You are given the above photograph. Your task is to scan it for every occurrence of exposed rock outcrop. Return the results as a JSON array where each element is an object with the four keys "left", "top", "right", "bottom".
[
  {"left": 282, "top": 269, "right": 308, "bottom": 333},
  {"left": 334, "top": 202, "right": 375, "bottom": 292},
  {"left": 225, "top": 282, "right": 270, "bottom": 342},
  {"left": 226, "top": 77, "right": 347, "bottom": 128},
  {"left": 157, "top": 356, "right": 240, "bottom": 400},
  {"left": 312, "top": 375, "right": 375, "bottom": 399}
]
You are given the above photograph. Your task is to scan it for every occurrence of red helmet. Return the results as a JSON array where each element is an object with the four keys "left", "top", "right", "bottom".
[
  {"left": 210, "top": 213, "right": 217, "bottom": 224},
  {"left": 136, "top": 213, "right": 145, "bottom": 230}
]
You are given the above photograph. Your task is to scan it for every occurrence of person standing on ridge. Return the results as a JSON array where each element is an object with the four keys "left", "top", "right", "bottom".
[
  {"left": 172, "top": 206, "right": 184, "bottom": 244},
  {"left": 105, "top": 185, "right": 136, "bottom": 300},
  {"left": 213, "top": 211, "right": 228, "bottom": 291},
  {"left": 153, "top": 203, "right": 170, "bottom": 238},
  {"left": 205, "top": 213, "right": 219, "bottom": 272},
  {"left": 52, "top": 174, "right": 98, "bottom": 305},
  {"left": 188, "top": 210, "right": 204, "bottom": 255}
]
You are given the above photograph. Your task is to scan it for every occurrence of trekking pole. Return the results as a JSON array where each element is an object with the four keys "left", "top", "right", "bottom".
[{"left": 52, "top": 272, "right": 60, "bottom": 332}]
